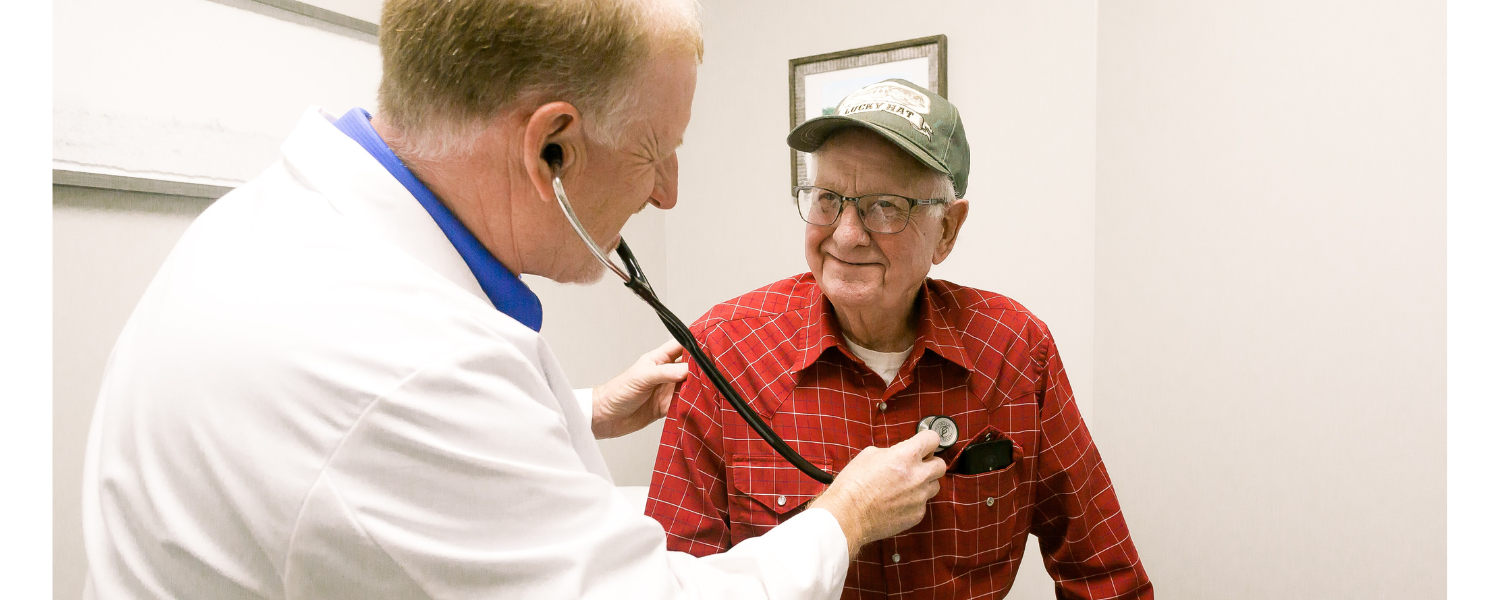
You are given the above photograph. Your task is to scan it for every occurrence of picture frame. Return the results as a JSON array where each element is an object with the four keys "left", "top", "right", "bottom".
[{"left": 788, "top": 35, "right": 948, "bottom": 189}]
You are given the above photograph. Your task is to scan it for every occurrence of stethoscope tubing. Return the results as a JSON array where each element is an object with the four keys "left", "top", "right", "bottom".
[{"left": 552, "top": 176, "right": 836, "bottom": 484}]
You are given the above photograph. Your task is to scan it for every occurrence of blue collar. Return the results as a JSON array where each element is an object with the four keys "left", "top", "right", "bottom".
[{"left": 332, "top": 108, "right": 543, "bottom": 332}]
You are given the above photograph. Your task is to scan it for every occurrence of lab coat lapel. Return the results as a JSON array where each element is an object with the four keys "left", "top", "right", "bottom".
[{"left": 278, "top": 107, "right": 490, "bottom": 305}]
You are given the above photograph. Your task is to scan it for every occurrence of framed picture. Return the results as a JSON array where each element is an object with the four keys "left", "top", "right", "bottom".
[{"left": 788, "top": 35, "right": 948, "bottom": 188}]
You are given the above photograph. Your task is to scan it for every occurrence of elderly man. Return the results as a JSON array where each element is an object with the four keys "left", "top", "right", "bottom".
[
  {"left": 79, "top": 3, "right": 948, "bottom": 599},
  {"left": 646, "top": 79, "right": 1153, "bottom": 599}
]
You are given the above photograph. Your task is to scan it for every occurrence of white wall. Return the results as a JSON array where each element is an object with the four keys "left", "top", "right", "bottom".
[
  {"left": 53, "top": 0, "right": 383, "bottom": 185},
  {"left": 1093, "top": 1, "right": 1446, "bottom": 597}
]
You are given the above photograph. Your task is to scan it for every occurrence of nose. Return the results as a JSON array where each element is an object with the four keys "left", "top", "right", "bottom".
[
  {"left": 649, "top": 153, "right": 679, "bottom": 210},
  {"left": 830, "top": 198, "right": 869, "bottom": 247}
]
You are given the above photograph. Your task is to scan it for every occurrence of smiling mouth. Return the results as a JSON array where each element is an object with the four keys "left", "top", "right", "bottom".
[{"left": 828, "top": 254, "right": 879, "bottom": 267}]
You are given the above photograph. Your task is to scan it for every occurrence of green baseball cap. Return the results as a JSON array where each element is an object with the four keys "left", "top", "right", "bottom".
[{"left": 788, "top": 78, "right": 969, "bottom": 198}]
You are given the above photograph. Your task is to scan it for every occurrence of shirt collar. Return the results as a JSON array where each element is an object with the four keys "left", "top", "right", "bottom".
[
  {"left": 792, "top": 286, "right": 842, "bottom": 374},
  {"left": 911, "top": 285, "right": 976, "bottom": 372},
  {"left": 331, "top": 108, "right": 543, "bottom": 332},
  {"left": 792, "top": 280, "right": 976, "bottom": 375}
]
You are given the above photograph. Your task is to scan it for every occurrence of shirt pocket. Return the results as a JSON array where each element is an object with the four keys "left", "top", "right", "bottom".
[
  {"left": 943, "top": 427, "right": 1024, "bottom": 571},
  {"left": 726, "top": 454, "right": 832, "bottom": 546}
]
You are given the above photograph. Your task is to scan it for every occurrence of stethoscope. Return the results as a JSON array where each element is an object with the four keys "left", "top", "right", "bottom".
[{"left": 546, "top": 148, "right": 959, "bottom": 484}]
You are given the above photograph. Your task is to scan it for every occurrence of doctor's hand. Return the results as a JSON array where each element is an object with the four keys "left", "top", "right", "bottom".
[
  {"left": 809, "top": 430, "right": 947, "bottom": 558},
  {"left": 591, "top": 340, "right": 690, "bottom": 439}
]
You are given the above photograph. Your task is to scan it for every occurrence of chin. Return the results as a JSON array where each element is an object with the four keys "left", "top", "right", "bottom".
[
  {"left": 822, "top": 278, "right": 881, "bottom": 308},
  {"left": 553, "top": 259, "right": 607, "bottom": 285}
]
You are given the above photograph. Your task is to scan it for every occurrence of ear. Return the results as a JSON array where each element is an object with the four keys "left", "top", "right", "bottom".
[
  {"left": 520, "top": 101, "right": 586, "bottom": 206},
  {"left": 930, "top": 198, "right": 969, "bottom": 265}
]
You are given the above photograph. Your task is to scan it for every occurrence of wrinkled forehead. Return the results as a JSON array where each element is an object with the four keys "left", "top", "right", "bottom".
[
  {"left": 623, "top": 49, "right": 698, "bottom": 148},
  {"left": 810, "top": 128, "right": 948, "bottom": 196}
]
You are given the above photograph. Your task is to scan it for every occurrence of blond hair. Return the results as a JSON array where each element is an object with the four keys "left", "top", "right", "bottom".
[{"left": 377, "top": 0, "right": 702, "bottom": 160}]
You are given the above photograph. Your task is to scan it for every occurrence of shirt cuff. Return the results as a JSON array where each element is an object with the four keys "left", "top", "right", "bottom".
[
  {"left": 793, "top": 507, "right": 852, "bottom": 568},
  {"left": 726, "top": 506, "right": 850, "bottom": 600},
  {"left": 663, "top": 504, "right": 849, "bottom": 600},
  {"left": 574, "top": 387, "right": 593, "bottom": 423}
]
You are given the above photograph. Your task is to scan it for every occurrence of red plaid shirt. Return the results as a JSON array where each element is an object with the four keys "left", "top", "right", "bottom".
[{"left": 646, "top": 274, "right": 1152, "bottom": 599}]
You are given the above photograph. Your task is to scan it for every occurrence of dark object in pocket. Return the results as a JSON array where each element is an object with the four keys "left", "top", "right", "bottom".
[{"left": 950, "top": 439, "right": 1013, "bottom": 475}]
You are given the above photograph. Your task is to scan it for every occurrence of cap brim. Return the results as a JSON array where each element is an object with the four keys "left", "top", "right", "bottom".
[{"left": 788, "top": 116, "right": 951, "bottom": 177}]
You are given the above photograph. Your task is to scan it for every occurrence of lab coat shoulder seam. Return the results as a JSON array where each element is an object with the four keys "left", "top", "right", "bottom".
[
  {"left": 279, "top": 360, "right": 413, "bottom": 585},
  {"left": 305, "top": 472, "right": 439, "bottom": 600}
]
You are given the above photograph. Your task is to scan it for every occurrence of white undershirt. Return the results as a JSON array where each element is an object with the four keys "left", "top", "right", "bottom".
[{"left": 843, "top": 336, "right": 914, "bottom": 387}]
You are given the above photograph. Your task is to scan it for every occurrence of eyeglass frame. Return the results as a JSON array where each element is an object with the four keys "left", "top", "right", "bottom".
[{"left": 792, "top": 185, "right": 949, "bottom": 234}]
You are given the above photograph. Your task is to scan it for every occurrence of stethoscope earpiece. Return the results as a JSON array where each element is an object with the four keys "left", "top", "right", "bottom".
[{"left": 543, "top": 144, "right": 564, "bottom": 172}]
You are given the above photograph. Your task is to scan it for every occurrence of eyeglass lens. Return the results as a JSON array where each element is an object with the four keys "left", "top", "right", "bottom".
[{"left": 795, "top": 187, "right": 915, "bottom": 234}]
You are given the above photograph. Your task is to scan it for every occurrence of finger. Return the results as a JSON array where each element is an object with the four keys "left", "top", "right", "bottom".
[
  {"left": 647, "top": 362, "right": 690, "bottom": 383},
  {"left": 920, "top": 479, "right": 941, "bottom": 500},
  {"left": 921, "top": 456, "right": 947, "bottom": 481},
  {"left": 620, "top": 363, "right": 690, "bottom": 395},
  {"left": 649, "top": 339, "right": 685, "bottom": 364},
  {"left": 898, "top": 429, "right": 942, "bottom": 458},
  {"left": 654, "top": 384, "right": 676, "bottom": 414}
]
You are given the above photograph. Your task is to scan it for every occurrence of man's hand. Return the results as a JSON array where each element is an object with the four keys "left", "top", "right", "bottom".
[
  {"left": 809, "top": 430, "right": 947, "bottom": 557},
  {"left": 591, "top": 340, "right": 690, "bottom": 439}
]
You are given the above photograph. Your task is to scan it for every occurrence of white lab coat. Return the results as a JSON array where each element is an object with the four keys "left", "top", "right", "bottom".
[{"left": 80, "top": 107, "right": 849, "bottom": 600}]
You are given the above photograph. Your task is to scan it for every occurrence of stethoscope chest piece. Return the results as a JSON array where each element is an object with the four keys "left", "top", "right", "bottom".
[{"left": 917, "top": 415, "right": 960, "bottom": 451}]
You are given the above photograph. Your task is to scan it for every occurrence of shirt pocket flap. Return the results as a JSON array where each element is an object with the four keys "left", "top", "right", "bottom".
[{"left": 728, "top": 454, "right": 832, "bottom": 515}]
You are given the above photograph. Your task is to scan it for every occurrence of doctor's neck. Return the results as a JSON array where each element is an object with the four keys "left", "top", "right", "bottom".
[{"left": 371, "top": 113, "right": 540, "bottom": 278}]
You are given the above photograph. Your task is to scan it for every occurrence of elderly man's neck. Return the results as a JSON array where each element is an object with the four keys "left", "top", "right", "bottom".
[{"left": 833, "top": 296, "right": 921, "bottom": 352}]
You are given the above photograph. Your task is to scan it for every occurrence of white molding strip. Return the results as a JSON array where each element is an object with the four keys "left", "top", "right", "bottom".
[
  {"left": 204, "top": 0, "right": 378, "bottom": 43},
  {"left": 53, "top": 169, "right": 235, "bottom": 200}
]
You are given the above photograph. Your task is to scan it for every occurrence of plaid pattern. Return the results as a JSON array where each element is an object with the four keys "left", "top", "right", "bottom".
[{"left": 646, "top": 274, "right": 1152, "bottom": 599}]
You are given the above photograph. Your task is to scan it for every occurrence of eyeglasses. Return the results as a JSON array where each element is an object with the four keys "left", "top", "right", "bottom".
[{"left": 793, "top": 185, "right": 948, "bottom": 234}]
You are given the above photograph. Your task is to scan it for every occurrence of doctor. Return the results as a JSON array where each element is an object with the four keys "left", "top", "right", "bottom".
[{"left": 79, "top": 0, "right": 947, "bottom": 598}]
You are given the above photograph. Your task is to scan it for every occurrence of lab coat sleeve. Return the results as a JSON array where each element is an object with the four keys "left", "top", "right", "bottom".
[
  {"left": 283, "top": 339, "right": 848, "bottom": 600},
  {"left": 575, "top": 387, "right": 594, "bottom": 424}
]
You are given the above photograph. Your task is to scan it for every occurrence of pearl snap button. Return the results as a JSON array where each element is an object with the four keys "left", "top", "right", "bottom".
[
  {"left": 986, "top": 497, "right": 995, "bottom": 507},
  {"left": 892, "top": 553, "right": 901, "bottom": 563},
  {"left": 878, "top": 402, "right": 888, "bottom": 411},
  {"left": 776, "top": 495, "right": 786, "bottom": 506}
]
